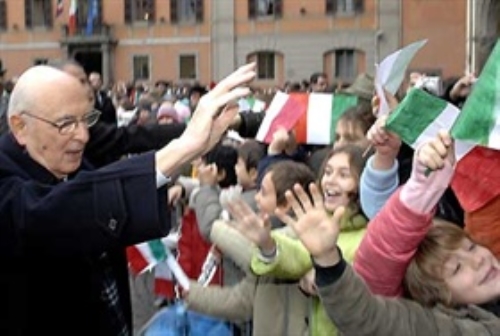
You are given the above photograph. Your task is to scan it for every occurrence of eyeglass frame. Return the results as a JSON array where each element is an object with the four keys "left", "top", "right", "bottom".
[{"left": 20, "top": 110, "right": 102, "bottom": 135}]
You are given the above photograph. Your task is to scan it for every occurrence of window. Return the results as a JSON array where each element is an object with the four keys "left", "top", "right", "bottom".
[
  {"left": 25, "top": 0, "right": 53, "bottom": 28},
  {"left": 170, "top": 0, "right": 203, "bottom": 24},
  {"left": 133, "top": 55, "right": 150, "bottom": 81},
  {"left": 124, "top": 0, "right": 155, "bottom": 24},
  {"left": 335, "top": 49, "right": 356, "bottom": 82},
  {"left": 33, "top": 58, "right": 48, "bottom": 65},
  {"left": 0, "top": 1, "right": 7, "bottom": 31},
  {"left": 326, "top": 0, "right": 364, "bottom": 15},
  {"left": 248, "top": 0, "right": 282, "bottom": 19},
  {"left": 75, "top": 0, "right": 103, "bottom": 34},
  {"left": 257, "top": 52, "right": 275, "bottom": 80},
  {"left": 179, "top": 54, "right": 197, "bottom": 80}
]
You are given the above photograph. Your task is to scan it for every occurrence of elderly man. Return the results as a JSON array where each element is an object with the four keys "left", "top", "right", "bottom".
[{"left": 0, "top": 64, "right": 255, "bottom": 335}]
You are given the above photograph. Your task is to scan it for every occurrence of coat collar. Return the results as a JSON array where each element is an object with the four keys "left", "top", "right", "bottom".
[{"left": 0, "top": 133, "right": 89, "bottom": 185}]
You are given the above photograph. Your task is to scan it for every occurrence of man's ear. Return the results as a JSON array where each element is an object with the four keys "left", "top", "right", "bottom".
[
  {"left": 217, "top": 168, "right": 226, "bottom": 182},
  {"left": 9, "top": 114, "right": 28, "bottom": 145}
]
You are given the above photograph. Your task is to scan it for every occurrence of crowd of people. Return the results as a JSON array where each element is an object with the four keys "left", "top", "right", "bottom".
[{"left": 0, "top": 54, "right": 498, "bottom": 336}]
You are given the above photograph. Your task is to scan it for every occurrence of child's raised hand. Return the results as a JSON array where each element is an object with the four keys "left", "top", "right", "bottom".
[
  {"left": 168, "top": 184, "right": 184, "bottom": 205},
  {"left": 227, "top": 200, "right": 274, "bottom": 253},
  {"left": 268, "top": 127, "right": 290, "bottom": 155},
  {"left": 197, "top": 163, "right": 219, "bottom": 186},
  {"left": 371, "top": 91, "right": 399, "bottom": 117},
  {"left": 366, "top": 115, "right": 401, "bottom": 157},
  {"left": 275, "top": 183, "right": 344, "bottom": 263},
  {"left": 417, "top": 130, "right": 455, "bottom": 171}
]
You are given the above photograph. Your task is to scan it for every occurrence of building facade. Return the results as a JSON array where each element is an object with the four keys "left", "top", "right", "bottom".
[{"left": 0, "top": 0, "right": 481, "bottom": 88}]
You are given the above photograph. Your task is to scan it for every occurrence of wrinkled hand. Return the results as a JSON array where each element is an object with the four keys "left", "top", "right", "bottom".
[
  {"left": 299, "top": 269, "right": 317, "bottom": 296},
  {"left": 276, "top": 183, "right": 344, "bottom": 261},
  {"left": 181, "top": 63, "right": 256, "bottom": 156},
  {"left": 366, "top": 115, "right": 401, "bottom": 157},
  {"left": 417, "top": 130, "right": 455, "bottom": 171},
  {"left": 450, "top": 74, "right": 476, "bottom": 102},
  {"left": 168, "top": 185, "right": 184, "bottom": 205},
  {"left": 227, "top": 199, "right": 274, "bottom": 253},
  {"left": 197, "top": 163, "right": 219, "bottom": 186}
]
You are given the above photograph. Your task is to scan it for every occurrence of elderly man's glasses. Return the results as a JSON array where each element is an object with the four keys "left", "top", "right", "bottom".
[{"left": 21, "top": 110, "right": 101, "bottom": 135}]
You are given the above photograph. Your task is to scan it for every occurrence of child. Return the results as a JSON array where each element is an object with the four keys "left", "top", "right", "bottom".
[
  {"left": 187, "top": 142, "right": 239, "bottom": 288},
  {"left": 192, "top": 142, "right": 239, "bottom": 240},
  {"left": 307, "top": 104, "right": 375, "bottom": 176},
  {"left": 281, "top": 132, "right": 500, "bottom": 335},
  {"left": 230, "top": 139, "right": 266, "bottom": 212},
  {"left": 184, "top": 161, "right": 317, "bottom": 336},
  {"left": 229, "top": 144, "right": 368, "bottom": 336}
]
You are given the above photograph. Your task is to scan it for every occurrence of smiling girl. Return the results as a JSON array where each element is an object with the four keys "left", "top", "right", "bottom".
[{"left": 228, "top": 144, "right": 368, "bottom": 336}]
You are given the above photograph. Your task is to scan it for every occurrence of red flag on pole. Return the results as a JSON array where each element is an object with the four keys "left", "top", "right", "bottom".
[
  {"left": 68, "top": 0, "right": 78, "bottom": 35},
  {"left": 55, "top": 0, "right": 64, "bottom": 18}
]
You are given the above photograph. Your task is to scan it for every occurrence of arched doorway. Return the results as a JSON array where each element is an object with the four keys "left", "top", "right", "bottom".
[{"left": 74, "top": 50, "right": 103, "bottom": 75}]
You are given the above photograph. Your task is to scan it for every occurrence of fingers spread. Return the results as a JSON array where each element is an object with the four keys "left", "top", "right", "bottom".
[
  {"left": 210, "top": 63, "right": 256, "bottom": 97},
  {"left": 287, "top": 189, "right": 305, "bottom": 218},
  {"left": 309, "top": 183, "right": 323, "bottom": 209},
  {"left": 294, "top": 183, "right": 312, "bottom": 211}
]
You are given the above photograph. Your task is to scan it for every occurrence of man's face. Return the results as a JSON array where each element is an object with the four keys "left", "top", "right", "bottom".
[
  {"left": 15, "top": 78, "right": 92, "bottom": 178},
  {"left": 312, "top": 76, "right": 328, "bottom": 93},
  {"left": 89, "top": 73, "right": 102, "bottom": 91}
]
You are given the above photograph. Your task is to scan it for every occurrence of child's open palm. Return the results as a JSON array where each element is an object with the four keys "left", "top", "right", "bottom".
[
  {"left": 276, "top": 183, "right": 345, "bottom": 259},
  {"left": 227, "top": 200, "right": 273, "bottom": 251}
]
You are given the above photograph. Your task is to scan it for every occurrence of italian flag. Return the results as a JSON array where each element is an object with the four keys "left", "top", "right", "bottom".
[
  {"left": 451, "top": 39, "right": 500, "bottom": 150},
  {"left": 127, "top": 237, "right": 190, "bottom": 291},
  {"left": 127, "top": 240, "right": 166, "bottom": 274},
  {"left": 293, "top": 93, "right": 357, "bottom": 144},
  {"left": 255, "top": 92, "right": 357, "bottom": 144},
  {"left": 385, "top": 88, "right": 473, "bottom": 160},
  {"left": 68, "top": 0, "right": 78, "bottom": 35},
  {"left": 255, "top": 91, "right": 305, "bottom": 143},
  {"left": 375, "top": 39, "right": 427, "bottom": 116}
]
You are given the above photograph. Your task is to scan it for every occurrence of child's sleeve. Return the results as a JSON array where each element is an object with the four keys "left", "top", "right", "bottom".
[
  {"left": 250, "top": 231, "right": 312, "bottom": 279},
  {"left": 354, "top": 154, "right": 454, "bottom": 297},
  {"left": 360, "top": 155, "right": 399, "bottom": 220},
  {"left": 191, "top": 186, "right": 223, "bottom": 241},
  {"left": 210, "top": 220, "right": 253, "bottom": 273},
  {"left": 185, "top": 276, "right": 255, "bottom": 322}
]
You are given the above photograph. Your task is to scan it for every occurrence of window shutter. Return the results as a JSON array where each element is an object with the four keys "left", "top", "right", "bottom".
[
  {"left": 98, "top": 0, "right": 103, "bottom": 24},
  {"left": 195, "top": 0, "right": 203, "bottom": 22},
  {"left": 248, "top": 0, "right": 256, "bottom": 19},
  {"left": 170, "top": 0, "right": 178, "bottom": 24},
  {"left": 325, "top": 0, "right": 333, "bottom": 14},
  {"left": 44, "top": 0, "right": 53, "bottom": 27},
  {"left": 148, "top": 0, "right": 155, "bottom": 22},
  {"left": 274, "top": 0, "right": 282, "bottom": 18},
  {"left": 354, "top": 0, "right": 364, "bottom": 13},
  {"left": 124, "top": 0, "right": 132, "bottom": 24},
  {"left": 0, "top": 1, "right": 7, "bottom": 30},
  {"left": 24, "top": 0, "right": 32, "bottom": 29},
  {"left": 326, "top": 0, "right": 338, "bottom": 15}
]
